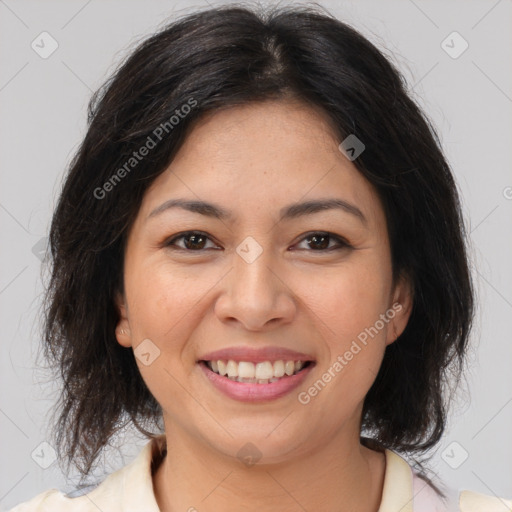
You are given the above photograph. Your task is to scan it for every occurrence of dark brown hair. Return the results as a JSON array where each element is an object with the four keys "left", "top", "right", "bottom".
[{"left": 41, "top": 2, "right": 474, "bottom": 488}]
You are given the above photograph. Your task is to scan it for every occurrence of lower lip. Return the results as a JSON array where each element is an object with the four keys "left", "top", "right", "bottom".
[{"left": 198, "top": 361, "right": 315, "bottom": 402}]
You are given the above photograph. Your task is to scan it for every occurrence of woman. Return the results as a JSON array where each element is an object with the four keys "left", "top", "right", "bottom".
[{"left": 10, "top": 4, "right": 511, "bottom": 511}]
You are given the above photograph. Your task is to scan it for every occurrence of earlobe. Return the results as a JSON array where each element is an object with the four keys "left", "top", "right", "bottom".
[
  {"left": 114, "top": 291, "right": 132, "bottom": 348},
  {"left": 116, "top": 325, "right": 132, "bottom": 348}
]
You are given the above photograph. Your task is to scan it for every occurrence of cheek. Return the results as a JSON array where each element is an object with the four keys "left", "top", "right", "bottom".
[
  {"left": 125, "top": 259, "right": 217, "bottom": 341},
  {"left": 321, "top": 262, "right": 392, "bottom": 395},
  {"left": 310, "top": 259, "right": 391, "bottom": 343}
]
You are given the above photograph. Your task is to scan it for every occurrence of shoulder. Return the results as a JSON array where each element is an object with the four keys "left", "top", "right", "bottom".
[
  {"left": 459, "top": 489, "right": 512, "bottom": 512},
  {"left": 7, "top": 435, "right": 166, "bottom": 512},
  {"left": 7, "top": 482, "right": 106, "bottom": 511},
  {"left": 8, "top": 489, "right": 66, "bottom": 512},
  {"left": 383, "top": 448, "right": 512, "bottom": 512},
  {"left": 411, "top": 466, "right": 512, "bottom": 512}
]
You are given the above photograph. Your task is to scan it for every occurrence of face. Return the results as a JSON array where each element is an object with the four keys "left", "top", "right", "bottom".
[{"left": 115, "top": 100, "right": 412, "bottom": 464}]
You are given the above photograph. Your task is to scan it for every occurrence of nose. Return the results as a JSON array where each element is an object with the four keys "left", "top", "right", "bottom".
[{"left": 214, "top": 244, "right": 297, "bottom": 331}]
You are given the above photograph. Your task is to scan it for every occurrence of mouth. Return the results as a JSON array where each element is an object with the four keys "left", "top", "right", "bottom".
[
  {"left": 199, "top": 359, "right": 314, "bottom": 384},
  {"left": 197, "top": 358, "right": 316, "bottom": 402}
]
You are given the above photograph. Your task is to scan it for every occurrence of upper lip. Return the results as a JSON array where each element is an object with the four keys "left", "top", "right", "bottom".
[{"left": 198, "top": 346, "right": 315, "bottom": 363}]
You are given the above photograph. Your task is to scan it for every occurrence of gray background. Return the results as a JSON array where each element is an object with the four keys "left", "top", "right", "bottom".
[{"left": 1, "top": 0, "right": 511, "bottom": 509}]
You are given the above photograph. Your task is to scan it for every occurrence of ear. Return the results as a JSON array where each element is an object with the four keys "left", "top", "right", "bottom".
[
  {"left": 114, "top": 291, "right": 133, "bottom": 348},
  {"left": 385, "top": 272, "right": 413, "bottom": 346}
]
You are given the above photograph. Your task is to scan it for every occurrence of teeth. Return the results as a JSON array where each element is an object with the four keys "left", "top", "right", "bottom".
[
  {"left": 255, "top": 361, "right": 274, "bottom": 380},
  {"left": 273, "top": 360, "right": 285, "bottom": 377},
  {"left": 217, "top": 360, "right": 227, "bottom": 376},
  {"left": 206, "top": 359, "right": 308, "bottom": 380},
  {"left": 285, "top": 361, "right": 295, "bottom": 376},
  {"left": 226, "top": 360, "right": 238, "bottom": 377},
  {"left": 238, "top": 361, "right": 255, "bottom": 379}
]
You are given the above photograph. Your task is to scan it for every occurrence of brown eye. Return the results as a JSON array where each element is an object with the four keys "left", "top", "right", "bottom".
[
  {"left": 165, "top": 231, "right": 219, "bottom": 251},
  {"left": 293, "top": 232, "right": 351, "bottom": 252},
  {"left": 306, "top": 233, "right": 330, "bottom": 250},
  {"left": 164, "top": 230, "right": 351, "bottom": 253}
]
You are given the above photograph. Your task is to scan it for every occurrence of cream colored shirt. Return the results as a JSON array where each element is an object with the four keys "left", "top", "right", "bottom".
[{"left": 9, "top": 435, "right": 512, "bottom": 511}]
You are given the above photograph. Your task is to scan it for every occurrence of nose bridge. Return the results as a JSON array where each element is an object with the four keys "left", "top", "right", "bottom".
[
  {"left": 215, "top": 235, "right": 295, "bottom": 329},
  {"left": 233, "top": 235, "right": 279, "bottom": 303}
]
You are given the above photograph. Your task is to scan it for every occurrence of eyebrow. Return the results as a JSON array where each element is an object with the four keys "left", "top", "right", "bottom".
[{"left": 148, "top": 198, "right": 367, "bottom": 226}]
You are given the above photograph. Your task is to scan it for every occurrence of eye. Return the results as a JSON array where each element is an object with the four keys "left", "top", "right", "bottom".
[
  {"left": 292, "top": 232, "right": 351, "bottom": 252},
  {"left": 163, "top": 230, "right": 351, "bottom": 253},
  {"left": 164, "top": 231, "right": 220, "bottom": 251}
]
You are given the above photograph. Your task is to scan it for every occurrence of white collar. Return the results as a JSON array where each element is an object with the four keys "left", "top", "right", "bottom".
[{"left": 32, "top": 435, "right": 511, "bottom": 511}]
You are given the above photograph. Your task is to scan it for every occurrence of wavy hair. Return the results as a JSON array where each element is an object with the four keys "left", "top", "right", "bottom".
[{"left": 41, "top": 3, "right": 474, "bottom": 485}]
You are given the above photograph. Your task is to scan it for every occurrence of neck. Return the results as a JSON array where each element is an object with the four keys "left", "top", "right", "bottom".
[{"left": 152, "top": 425, "right": 386, "bottom": 512}]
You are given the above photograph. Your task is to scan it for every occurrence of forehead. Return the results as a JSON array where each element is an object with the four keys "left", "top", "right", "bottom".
[
  {"left": 137, "top": 100, "right": 386, "bottom": 231},
  {"left": 182, "top": 99, "right": 342, "bottom": 159}
]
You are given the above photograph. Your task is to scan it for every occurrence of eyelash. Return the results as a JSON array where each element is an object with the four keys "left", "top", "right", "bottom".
[{"left": 163, "top": 231, "right": 352, "bottom": 253}]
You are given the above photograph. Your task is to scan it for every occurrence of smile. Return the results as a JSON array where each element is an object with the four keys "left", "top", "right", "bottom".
[
  {"left": 198, "top": 359, "right": 315, "bottom": 402},
  {"left": 204, "top": 359, "right": 312, "bottom": 383}
]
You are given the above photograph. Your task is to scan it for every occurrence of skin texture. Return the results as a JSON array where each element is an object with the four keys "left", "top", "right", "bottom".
[{"left": 115, "top": 100, "right": 413, "bottom": 512}]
